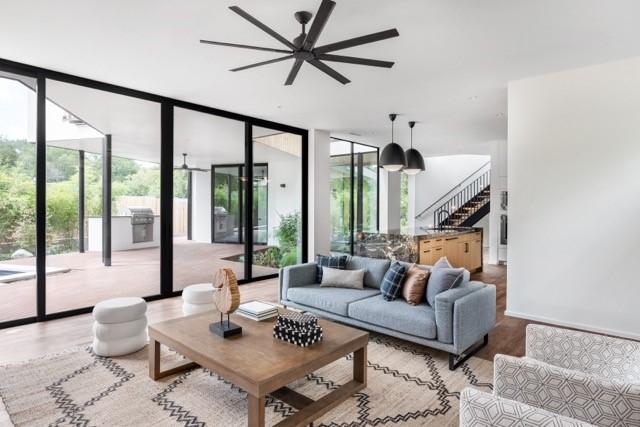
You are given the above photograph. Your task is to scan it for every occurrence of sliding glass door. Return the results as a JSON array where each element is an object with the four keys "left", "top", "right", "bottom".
[
  {"left": 251, "top": 127, "right": 303, "bottom": 278},
  {"left": 0, "top": 70, "right": 37, "bottom": 323},
  {"left": 172, "top": 107, "right": 246, "bottom": 290},
  {"left": 44, "top": 79, "right": 161, "bottom": 314}
]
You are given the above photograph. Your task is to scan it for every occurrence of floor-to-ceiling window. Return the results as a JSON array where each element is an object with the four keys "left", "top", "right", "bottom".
[
  {"left": 330, "top": 138, "right": 379, "bottom": 254},
  {"left": 251, "top": 127, "right": 303, "bottom": 277},
  {"left": 45, "top": 79, "right": 161, "bottom": 314},
  {"left": 0, "top": 57, "right": 307, "bottom": 329},
  {"left": 173, "top": 107, "right": 247, "bottom": 290},
  {"left": 0, "top": 71, "right": 37, "bottom": 323}
]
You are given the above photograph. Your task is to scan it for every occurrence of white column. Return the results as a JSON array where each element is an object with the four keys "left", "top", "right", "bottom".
[
  {"left": 379, "top": 169, "right": 401, "bottom": 233},
  {"left": 308, "top": 129, "right": 331, "bottom": 258},
  {"left": 192, "top": 171, "right": 212, "bottom": 243}
]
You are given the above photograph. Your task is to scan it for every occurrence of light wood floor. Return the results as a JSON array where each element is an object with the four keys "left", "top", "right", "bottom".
[
  {"left": 0, "top": 264, "right": 522, "bottom": 365},
  {"left": 0, "top": 238, "right": 276, "bottom": 322}
]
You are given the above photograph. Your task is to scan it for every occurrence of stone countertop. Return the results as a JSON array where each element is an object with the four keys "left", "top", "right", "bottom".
[{"left": 357, "top": 227, "right": 480, "bottom": 239}]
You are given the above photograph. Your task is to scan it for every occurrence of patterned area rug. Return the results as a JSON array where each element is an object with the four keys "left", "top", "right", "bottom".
[{"left": 0, "top": 334, "right": 493, "bottom": 426}]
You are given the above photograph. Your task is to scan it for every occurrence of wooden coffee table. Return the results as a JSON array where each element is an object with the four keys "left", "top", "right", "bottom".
[{"left": 148, "top": 309, "right": 369, "bottom": 427}]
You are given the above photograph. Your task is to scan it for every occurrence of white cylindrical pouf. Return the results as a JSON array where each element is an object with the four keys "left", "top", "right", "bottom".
[
  {"left": 92, "top": 297, "right": 148, "bottom": 357},
  {"left": 92, "top": 330, "right": 148, "bottom": 357},
  {"left": 93, "top": 297, "right": 147, "bottom": 324},
  {"left": 182, "top": 283, "right": 215, "bottom": 316}
]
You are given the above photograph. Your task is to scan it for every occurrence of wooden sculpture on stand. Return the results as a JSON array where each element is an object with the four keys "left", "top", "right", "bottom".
[{"left": 209, "top": 268, "right": 243, "bottom": 338}]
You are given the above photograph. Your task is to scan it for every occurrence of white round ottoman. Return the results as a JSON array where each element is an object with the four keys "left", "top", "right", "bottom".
[
  {"left": 182, "top": 283, "right": 215, "bottom": 316},
  {"left": 92, "top": 297, "right": 148, "bottom": 357}
]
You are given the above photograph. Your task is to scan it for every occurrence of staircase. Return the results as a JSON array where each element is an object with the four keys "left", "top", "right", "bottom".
[
  {"left": 433, "top": 170, "right": 490, "bottom": 228},
  {"left": 415, "top": 164, "right": 491, "bottom": 228}
]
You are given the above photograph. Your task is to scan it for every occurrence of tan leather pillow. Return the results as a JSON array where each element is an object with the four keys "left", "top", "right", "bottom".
[{"left": 401, "top": 264, "right": 430, "bottom": 305}]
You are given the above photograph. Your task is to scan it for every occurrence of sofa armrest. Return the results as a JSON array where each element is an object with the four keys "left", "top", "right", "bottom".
[
  {"left": 526, "top": 324, "right": 640, "bottom": 383},
  {"left": 460, "top": 388, "right": 594, "bottom": 427},
  {"left": 447, "top": 283, "right": 496, "bottom": 353},
  {"left": 434, "top": 281, "right": 486, "bottom": 344},
  {"left": 494, "top": 354, "right": 640, "bottom": 426},
  {"left": 278, "top": 263, "right": 317, "bottom": 302}
]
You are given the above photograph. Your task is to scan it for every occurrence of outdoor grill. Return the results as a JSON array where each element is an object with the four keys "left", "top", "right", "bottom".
[{"left": 128, "top": 207, "right": 154, "bottom": 243}]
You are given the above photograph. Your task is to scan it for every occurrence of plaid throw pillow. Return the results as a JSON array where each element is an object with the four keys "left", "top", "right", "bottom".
[
  {"left": 315, "top": 255, "right": 348, "bottom": 283},
  {"left": 381, "top": 261, "right": 407, "bottom": 301}
]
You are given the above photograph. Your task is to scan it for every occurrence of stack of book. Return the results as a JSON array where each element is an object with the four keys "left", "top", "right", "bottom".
[{"left": 236, "top": 301, "right": 279, "bottom": 321}]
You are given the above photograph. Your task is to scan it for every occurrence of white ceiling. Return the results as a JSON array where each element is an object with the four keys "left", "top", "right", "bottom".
[{"left": 2, "top": 0, "right": 640, "bottom": 155}]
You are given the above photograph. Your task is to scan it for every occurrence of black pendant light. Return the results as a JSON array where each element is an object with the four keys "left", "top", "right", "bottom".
[
  {"left": 403, "top": 121, "right": 426, "bottom": 175},
  {"left": 379, "top": 114, "right": 407, "bottom": 172}
]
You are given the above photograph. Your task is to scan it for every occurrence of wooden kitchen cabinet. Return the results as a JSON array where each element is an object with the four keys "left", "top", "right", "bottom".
[{"left": 417, "top": 230, "right": 482, "bottom": 272}]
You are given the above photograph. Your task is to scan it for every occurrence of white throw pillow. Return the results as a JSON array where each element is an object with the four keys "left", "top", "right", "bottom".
[{"left": 320, "top": 266, "right": 365, "bottom": 289}]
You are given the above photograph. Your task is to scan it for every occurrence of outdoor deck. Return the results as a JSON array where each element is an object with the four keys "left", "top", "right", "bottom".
[{"left": 0, "top": 238, "right": 277, "bottom": 322}]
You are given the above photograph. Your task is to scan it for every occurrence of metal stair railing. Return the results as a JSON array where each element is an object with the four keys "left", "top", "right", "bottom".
[{"left": 433, "top": 170, "right": 490, "bottom": 227}]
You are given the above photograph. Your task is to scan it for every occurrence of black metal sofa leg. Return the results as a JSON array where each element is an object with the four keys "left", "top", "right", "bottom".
[{"left": 448, "top": 334, "right": 488, "bottom": 370}]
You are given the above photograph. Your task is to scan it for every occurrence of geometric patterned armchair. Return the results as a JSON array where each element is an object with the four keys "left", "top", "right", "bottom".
[{"left": 460, "top": 324, "right": 640, "bottom": 426}]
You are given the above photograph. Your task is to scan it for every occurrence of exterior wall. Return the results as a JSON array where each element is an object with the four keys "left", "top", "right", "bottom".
[{"left": 507, "top": 57, "right": 640, "bottom": 340}]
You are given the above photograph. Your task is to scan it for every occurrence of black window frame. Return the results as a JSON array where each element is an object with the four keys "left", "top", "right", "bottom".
[
  {"left": 210, "top": 162, "right": 269, "bottom": 246},
  {"left": 329, "top": 137, "right": 380, "bottom": 255}
]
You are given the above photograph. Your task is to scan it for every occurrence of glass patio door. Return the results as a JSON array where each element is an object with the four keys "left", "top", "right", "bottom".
[{"left": 212, "top": 166, "right": 242, "bottom": 243}]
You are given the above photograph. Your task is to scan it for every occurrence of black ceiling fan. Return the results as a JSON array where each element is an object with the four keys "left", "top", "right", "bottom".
[
  {"left": 200, "top": 0, "right": 399, "bottom": 85},
  {"left": 174, "top": 153, "right": 209, "bottom": 172}
]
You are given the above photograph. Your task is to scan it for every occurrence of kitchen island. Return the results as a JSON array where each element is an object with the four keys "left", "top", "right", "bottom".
[{"left": 354, "top": 227, "right": 483, "bottom": 272}]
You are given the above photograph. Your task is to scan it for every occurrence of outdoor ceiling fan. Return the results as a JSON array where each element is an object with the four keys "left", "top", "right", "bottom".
[
  {"left": 174, "top": 153, "right": 210, "bottom": 172},
  {"left": 200, "top": 0, "right": 399, "bottom": 85}
]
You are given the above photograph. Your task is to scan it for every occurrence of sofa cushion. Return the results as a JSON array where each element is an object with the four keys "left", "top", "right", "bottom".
[
  {"left": 346, "top": 256, "right": 391, "bottom": 289},
  {"left": 380, "top": 261, "right": 406, "bottom": 301},
  {"left": 315, "top": 254, "right": 348, "bottom": 283},
  {"left": 320, "top": 267, "right": 365, "bottom": 289},
  {"left": 287, "top": 285, "right": 380, "bottom": 316},
  {"left": 348, "top": 295, "right": 436, "bottom": 339},
  {"left": 402, "top": 264, "right": 430, "bottom": 305}
]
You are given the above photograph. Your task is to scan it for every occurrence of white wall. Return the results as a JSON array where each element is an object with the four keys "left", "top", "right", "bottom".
[
  {"left": 507, "top": 57, "right": 640, "bottom": 340},
  {"left": 488, "top": 140, "right": 508, "bottom": 264},
  {"left": 412, "top": 154, "right": 490, "bottom": 227},
  {"left": 254, "top": 143, "right": 302, "bottom": 247}
]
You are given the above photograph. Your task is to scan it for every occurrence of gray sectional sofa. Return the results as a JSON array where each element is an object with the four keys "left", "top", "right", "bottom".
[{"left": 279, "top": 256, "right": 496, "bottom": 370}]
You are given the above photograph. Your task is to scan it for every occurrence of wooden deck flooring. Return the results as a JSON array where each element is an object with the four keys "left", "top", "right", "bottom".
[{"left": 0, "top": 238, "right": 276, "bottom": 322}]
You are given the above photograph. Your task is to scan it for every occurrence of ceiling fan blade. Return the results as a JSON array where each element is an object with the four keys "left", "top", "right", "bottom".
[
  {"left": 231, "top": 55, "right": 294, "bottom": 72},
  {"left": 308, "top": 59, "right": 350, "bottom": 84},
  {"left": 190, "top": 168, "right": 210, "bottom": 172},
  {"left": 314, "top": 28, "right": 399, "bottom": 54},
  {"left": 284, "top": 58, "right": 304, "bottom": 85},
  {"left": 199, "top": 40, "right": 291, "bottom": 54},
  {"left": 317, "top": 54, "right": 394, "bottom": 68},
  {"left": 303, "top": 0, "right": 335, "bottom": 51},
  {"left": 229, "top": 6, "right": 296, "bottom": 50}
]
